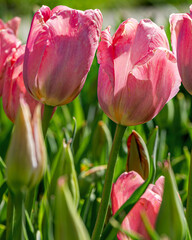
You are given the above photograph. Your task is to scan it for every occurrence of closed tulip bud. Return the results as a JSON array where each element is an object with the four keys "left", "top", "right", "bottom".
[
  {"left": 6, "top": 98, "right": 46, "bottom": 193},
  {"left": 97, "top": 19, "right": 181, "bottom": 126},
  {"left": 127, "top": 131, "right": 150, "bottom": 180},
  {"left": 156, "top": 161, "right": 187, "bottom": 240},
  {"left": 170, "top": 5, "right": 192, "bottom": 95},
  {"left": 111, "top": 171, "right": 164, "bottom": 240},
  {"left": 2, "top": 45, "right": 45, "bottom": 122},
  {"left": 23, "top": 5, "right": 103, "bottom": 106},
  {"left": 0, "top": 28, "right": 21, "bottom": 96},
  {"left": 55, "top": 177, "right": 90, "bottom": 240}
]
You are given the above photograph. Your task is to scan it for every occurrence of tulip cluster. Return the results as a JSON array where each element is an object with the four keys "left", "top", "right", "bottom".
[{"left": 1, "top": 3, "right": 192, "bottom": 240}]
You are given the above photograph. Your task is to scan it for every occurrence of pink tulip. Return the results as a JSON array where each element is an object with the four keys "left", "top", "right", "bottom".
[
  {"left": 111, "top": 171, "right": 164, "bottom": 240},
  {"left": 170, "top": 5, "right": 192, "bottom": 94},
  {"left": 0, "top": 17, "right": 21, "bottom": 36},
  {"left": 2, "top": 45, "right": 44, "bottom": 122},
  {"left": 23, "top": 5, "right": 103, "bottom": 106},
  {"left": 0, "top": 29, "right": 21, "bottom": 96},
  {"left": 97, "top": 19, "right": 181, "bottom": 126}
]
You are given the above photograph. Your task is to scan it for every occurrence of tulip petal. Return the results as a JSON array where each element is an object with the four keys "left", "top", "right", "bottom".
[
  {"left": 170, "top": 13, "right": 192, "bottom": 94},
  {"left": 112, "top": 48, "right": 180, "bottom": 126},
  {"left": 36, "top": 8, "right": 102, "bottom": 105},
  {"left": 6, "top": 17, "right": 21, "bottom": 36},
  {"left": 3, "top": 45, "right": 43, "bottom": 122},
  {"left": 0, "top": 29, "right": 21, "bottom": 96},
  {"left": 111, "top": 171, "right": 164, "bottom": 240},
  {"left": 130, "top": 19, "right": 169, "bottom": 66},
  {"left": 23, "top": 6, "right": 51, "bottom": 99}
]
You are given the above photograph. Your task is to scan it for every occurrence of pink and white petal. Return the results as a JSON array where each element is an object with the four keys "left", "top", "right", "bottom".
[{"left": 130, "top": 19, "right": 169, "bottom": 66}]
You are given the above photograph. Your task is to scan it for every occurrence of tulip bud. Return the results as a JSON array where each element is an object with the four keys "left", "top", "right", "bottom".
[
  {"left": 6, "top": 98, "right": 46, "bottom": 193},
  {"left": 127, "top": 131, "right": 150, "bottom": 180},
  {"left": 55, "top": 177, "right": 90, "bottom": 240},
  {"left": 156, "top": 161, "right": 187, "bottom": 240}
]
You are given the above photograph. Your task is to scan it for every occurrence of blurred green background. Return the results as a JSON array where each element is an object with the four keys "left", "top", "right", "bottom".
[{"left": 1, "top": 0, "right": 191, "bottom": 18}]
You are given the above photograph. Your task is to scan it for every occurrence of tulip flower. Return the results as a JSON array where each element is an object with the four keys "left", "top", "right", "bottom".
[
  {"left": 111, "top": 171, "right": 164, "bottom": 240},
  {"left": 2, "top": 45, "right": 45, "bottom": 122},
  {"left": 97, "top": 19, "right": 181, "bottom": 126},
  {"left": 170, "top": 5, "right": 192, "bottom": 95},
  {"left": 23, "top": 5, "right": 103, "bottom": 106},
  {"left": 0, "top": 28, "right": 21, "bottom": 96},
  {"left": 0, "top": 16, "right": 21, "bottom": 36},
  {"left": 6, "top": 98, "right": 46, "bottom": 193}
]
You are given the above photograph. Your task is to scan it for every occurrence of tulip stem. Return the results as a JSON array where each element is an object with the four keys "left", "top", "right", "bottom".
[
  {"left": 186, "top": 150, "right": 192, "bottom": 236},
  {"left": 91, "top": 124, "right": 126, "bottom": 240},
  {"left": 42, "top": 104, "right": 54, "bottom": 137},
  {"left": 13, "top": 191, "right": 25, "bottom": 240},
  {"left": 6, "top": 191, "right": 14, "bottom": 240}
]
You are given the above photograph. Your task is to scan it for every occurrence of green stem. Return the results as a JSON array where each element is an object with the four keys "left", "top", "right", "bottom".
[
  {"left": 186, "top": 151, "right": 192, "bottom": 236},
  {"left": 42, "top": 105, "right": 55, "bottom": 137},
  {"left": 91, "top": 124, "right": 126, "bottom": 240},
  {"left": 25, "top": 187, "right": 36, "bottom": 216},
  {"left": 13, "top": 192, "right": 25, "bottom": 240},
  {"left": 6, "top": 191, "right": 14, "bottom": 240}
]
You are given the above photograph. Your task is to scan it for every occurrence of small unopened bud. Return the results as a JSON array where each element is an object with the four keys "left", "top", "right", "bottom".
[
  {"left": 55, "top": 177, "right": 90, "bottom": 240},
  {"left": 156, "top": 161, "right": 187, "bottom": 240},
  {"left": 6, "top": 98, "right": 46, "bottom": 193},
  {"left": 127, "top": 130, "right": 150, "bottom": 180}
]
